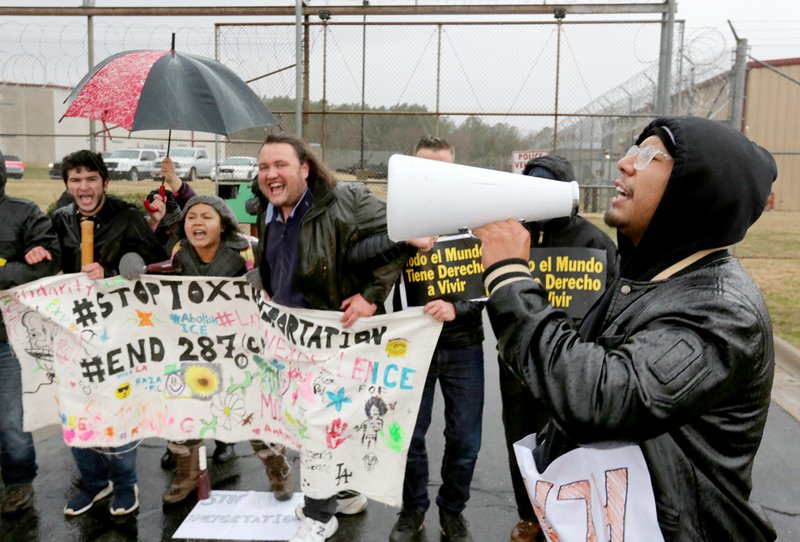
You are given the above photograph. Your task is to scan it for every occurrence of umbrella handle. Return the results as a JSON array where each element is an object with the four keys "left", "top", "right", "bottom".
[{"left": 143, "top": 185, "right": 167, "bottom": 213}]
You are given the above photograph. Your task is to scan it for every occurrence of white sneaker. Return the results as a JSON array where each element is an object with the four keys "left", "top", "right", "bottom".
[
  {"left": 290, "top": 510, "right": 338, "bottom": 541},
  {"left": 335, "top": 493, "right": 368, "bottom": 515}
]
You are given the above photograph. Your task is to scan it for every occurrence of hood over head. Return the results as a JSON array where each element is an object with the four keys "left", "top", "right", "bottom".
[
  {"left": 618, "top": 116, "right": 777, "bottom": 280},
  {"left": 0, "top": 150, "right": 6, "bottom": 197},
  {"left": 522, "top": 154, "right": 575, "bottom": 182}
]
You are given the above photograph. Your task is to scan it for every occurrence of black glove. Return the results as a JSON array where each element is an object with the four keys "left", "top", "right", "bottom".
[{"left": 146, "top": 188, "right": 182, "bottom": 230}]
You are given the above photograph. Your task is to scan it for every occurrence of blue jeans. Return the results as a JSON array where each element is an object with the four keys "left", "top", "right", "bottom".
[
  {"left": 71, "top": 443, "right": 138, "bottom": 492},
  {"left": 0, "top": 341, "right": 37, "bottom": 485},
  {"left": 403, "top": 343, "right": 484, "bottom": 514}
]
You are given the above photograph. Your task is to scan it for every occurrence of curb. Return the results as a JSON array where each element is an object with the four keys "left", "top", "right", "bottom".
[{"left": 774, "top": 335, "right": 800, "bottom": 378}]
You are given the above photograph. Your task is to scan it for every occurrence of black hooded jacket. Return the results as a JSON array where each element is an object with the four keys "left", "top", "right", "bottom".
[
  {"left": 0, "top": 151, "right": 61, "bottom": 341},
  {"left": 483, "top": 117, "right": 777, "bottom": 541},
  {"left": 52, "top": 195, "right": 166, "bottom": 276},
  {"left": 619, "top": 116, "right": 775, "bottom": 281}
]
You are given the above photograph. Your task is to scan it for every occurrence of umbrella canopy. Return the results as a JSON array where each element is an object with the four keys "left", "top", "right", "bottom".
[{"left": 62, "top": 48, "right": 276, "bottom": 136}]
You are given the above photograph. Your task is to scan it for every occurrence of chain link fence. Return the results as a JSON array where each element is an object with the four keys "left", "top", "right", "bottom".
[{"left": 0, "top": 13, "right": 736, "bottom": 212}]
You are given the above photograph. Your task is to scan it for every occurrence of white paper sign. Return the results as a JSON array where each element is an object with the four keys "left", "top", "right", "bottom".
[
  {"left": 513, "top": 434, "right": 665, "bottom": 542},
  {"left": 173, "top": 491, "right": 303, "bottom": 540}
]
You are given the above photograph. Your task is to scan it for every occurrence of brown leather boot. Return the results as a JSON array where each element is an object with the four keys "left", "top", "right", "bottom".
[
  {"left": 162, "top": 442, "right": 201, "bottom": 504},
  {"left": 253, "top": 442, "right": 293, "bottom": 501},
  {"left": 510, "top": 519, "right": 542, "bottom": 542}
]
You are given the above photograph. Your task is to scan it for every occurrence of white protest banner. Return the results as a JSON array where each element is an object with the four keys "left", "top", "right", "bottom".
[
  {"left": 514, "top": 434, "right": 665, "bottom": 542},
  {"left": 0, "top": 273, "right": 442, "bottom": 506}
]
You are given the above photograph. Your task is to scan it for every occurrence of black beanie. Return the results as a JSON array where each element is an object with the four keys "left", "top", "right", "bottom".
[{"left": 521, "top": 155, "right": 575, "bottom": 182}]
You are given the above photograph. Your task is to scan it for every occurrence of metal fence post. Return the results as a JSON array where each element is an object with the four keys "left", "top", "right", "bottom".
[
  {"left": 656, "top": 0, "right": 675, "bottom": 115},
  {"left": 729, "top": 22, "right": 748, "bottom": 132},
  {"left": 84, "top": 0, "right": 96, "bottom": 152},
  {"left": 295, "top": 0, "right": 303, "bottom": 138}
]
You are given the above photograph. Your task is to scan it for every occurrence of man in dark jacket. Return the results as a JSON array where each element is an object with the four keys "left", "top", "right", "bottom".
[
  {"left": 0, "top": 150, "right": 61, "bottom": 516},
  {"left": 387, "top": 136, "right": 484, "bottom": 542},
  {"left": 52, "top": 150, "right": 165, "bottom": 278},
  {"left": 501, "top": 155, "right": 617, "bottom": 542},
  {"left": 474, "top": 117, "right": 777, "bottom": 541},
  {"left": 51, "top": 150, "right": 165, "bottom": 517},
  {"left": 253, "top": 134, "right": 404, "bottom": 542}
]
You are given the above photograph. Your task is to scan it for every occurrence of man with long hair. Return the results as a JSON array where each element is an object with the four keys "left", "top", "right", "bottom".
[{"left": 252, "top": 134, "right": 405, "bottom": 542}]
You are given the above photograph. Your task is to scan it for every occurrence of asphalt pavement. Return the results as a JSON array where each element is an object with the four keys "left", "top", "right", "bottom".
[{"left": 1, "top": 315, "right": 799, "bottom": 542}]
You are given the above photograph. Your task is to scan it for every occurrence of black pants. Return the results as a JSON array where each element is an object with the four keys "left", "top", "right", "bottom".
[{"left": 498, "top": 361, "right": 550, "bottom": 521}]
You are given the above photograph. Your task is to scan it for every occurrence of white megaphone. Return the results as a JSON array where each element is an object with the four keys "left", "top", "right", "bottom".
[{"left": 386, "top": 154, "right": 580, "bottom": 241}]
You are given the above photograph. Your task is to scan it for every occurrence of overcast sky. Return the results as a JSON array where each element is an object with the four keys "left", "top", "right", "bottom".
[
  {"left": 2, "top": 0, "right": 798, "bottom": 60},
  {"left": 2, "top": 0, "right": 796, "bottom": 139}
]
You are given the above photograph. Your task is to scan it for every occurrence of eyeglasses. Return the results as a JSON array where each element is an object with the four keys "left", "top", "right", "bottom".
[{"left": 624, "top": 145, "right": 673, "bottom": 170}]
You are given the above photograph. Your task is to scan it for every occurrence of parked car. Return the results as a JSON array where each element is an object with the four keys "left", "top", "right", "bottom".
[
  {"left": 48, "top": 161, "right": 62, "bottom": 180},
  {"left": 153, "top": 147, "right": 213, "bottom": 182},
  {"left": 4, "top": 155, "right": 25, "bottom": 179},
  {"left": 105, "top": 148, "right": 160, "bottom": 181},
  {"left": 212, "top": 156, "right": 258, "bottom": 181}
]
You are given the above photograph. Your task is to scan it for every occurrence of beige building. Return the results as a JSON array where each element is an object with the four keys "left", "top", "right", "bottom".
[
  {"left": 0, "top": 82, "right": 222, "bottom": 168},
  {"left": 743, "top": 58, "right": 800, "bottom": 211}
]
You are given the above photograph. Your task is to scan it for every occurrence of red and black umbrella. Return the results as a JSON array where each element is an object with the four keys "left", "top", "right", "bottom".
[
  {"left": 62, "top": 36, "right": 276, "bottom": 139},
  {"left": 62, "top": 35, "right": 275, "bottom": 208}
]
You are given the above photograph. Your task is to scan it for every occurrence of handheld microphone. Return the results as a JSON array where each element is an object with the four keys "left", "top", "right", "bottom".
[{"left": 120, "top": 253, "right": 181, "bottom": 280}]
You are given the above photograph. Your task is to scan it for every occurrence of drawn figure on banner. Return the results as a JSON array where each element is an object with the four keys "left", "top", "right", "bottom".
[
  {"left": 252, "top": 354, "right": 290, "bottom": 404},
  {"left": 362, "top": 452, "right": 378, "bottom": 472},
  {"left": 289, "top": 368, "right": 315, "bottom": 406},
  {"left": 313, "top": 373, "right": 336, "bottom": 400},
  {"left": 354, "top": 395, "right": 388, "bottom": 449},
  {"left": 164, "top": 368, "right": 187, "bottom": 398},
  {"left": 21, "top": 310, "right": 58, "bottom": 378}
]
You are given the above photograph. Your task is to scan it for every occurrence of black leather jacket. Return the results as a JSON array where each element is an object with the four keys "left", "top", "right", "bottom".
[
  {"left": 486, "top": 251, "right": 775, "bottom": 541},
  {"left": 256, "top": 179, "right": 403, "bottom": 311},
  {"left": 0, "top": 166, "right": 61, "bottom": 341},
  {"left": 52, "top": 196, "right": 166, "bottom": 276}
]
